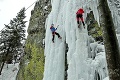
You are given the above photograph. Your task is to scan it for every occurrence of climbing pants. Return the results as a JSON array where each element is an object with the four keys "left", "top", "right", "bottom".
[{"left": 52, "top": 32, "right": 61, "bottom": 42}]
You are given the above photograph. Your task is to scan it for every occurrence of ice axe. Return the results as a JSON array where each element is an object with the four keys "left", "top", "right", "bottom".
[{"left": 56, "top": 25, "right": 59, "bottom": 30}]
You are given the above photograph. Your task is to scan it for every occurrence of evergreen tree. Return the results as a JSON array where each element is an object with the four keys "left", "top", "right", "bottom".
[
  {"left": 0, "top": 25, "right": 12, "bottom": 75},
  {"left": 0, "top": 7, "right": 27, "bottom": 75},
  {"left": 8, "top": 7, "right": 27, "bottom": 59},
  {"left": 98, "top": 0, "right": 120, "bottom": 79}
]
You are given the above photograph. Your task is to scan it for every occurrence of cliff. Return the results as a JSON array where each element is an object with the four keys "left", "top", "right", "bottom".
[{"left": 16, "top": 0, "right": 51, "bottom": 80}]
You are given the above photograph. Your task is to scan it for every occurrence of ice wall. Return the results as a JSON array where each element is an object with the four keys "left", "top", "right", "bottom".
[
  {"left": 43, "top": 0, "right": 66, "bottom": 80},
  {"left": 43, "top": 0, "right": 115, "bottom": 80}
]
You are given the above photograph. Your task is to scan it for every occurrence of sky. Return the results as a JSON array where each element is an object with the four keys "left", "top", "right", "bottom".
[{"left": 0, "top": 0, "right": 37, "bottom": 34}]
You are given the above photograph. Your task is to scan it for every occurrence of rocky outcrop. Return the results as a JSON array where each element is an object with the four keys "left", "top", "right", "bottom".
[
  {"left": 86, "top": 11, "right": 103, "bottom": 42},
  {"left": 16, "top": 0, "right": 51, "bottom": 80}
]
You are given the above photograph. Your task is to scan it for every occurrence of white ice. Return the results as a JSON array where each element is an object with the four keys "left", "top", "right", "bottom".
[{"left": 43, "top": 0, "right": 120, "bottom": 80}]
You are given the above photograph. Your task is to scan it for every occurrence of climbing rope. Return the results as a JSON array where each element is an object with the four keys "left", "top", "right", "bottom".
[
  {"left": 0, "top": 0, "right": 39, "bottom": 33},
  {"left": 25, "top": 0, "right": 39, "bottom": 11}
]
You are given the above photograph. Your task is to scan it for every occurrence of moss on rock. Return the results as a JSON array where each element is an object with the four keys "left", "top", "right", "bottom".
[{"left": 86, "top": 11, "right": 103, "bottom": 42}]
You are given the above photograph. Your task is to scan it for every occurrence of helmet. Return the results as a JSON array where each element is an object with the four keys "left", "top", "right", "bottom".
[
  {"left": 50, "top": 24, "right": 54, "bottom": 29},
  {"left": 51, "top": 24, "right": 54, "bottom": 26},
  {"left": 79, "top": 8, "right": 83, "bottom": 10}
]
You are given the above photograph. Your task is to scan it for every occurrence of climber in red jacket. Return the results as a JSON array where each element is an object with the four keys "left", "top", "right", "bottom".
[{"left": 76, "top": 8, "right": 85, "bottom": 28}]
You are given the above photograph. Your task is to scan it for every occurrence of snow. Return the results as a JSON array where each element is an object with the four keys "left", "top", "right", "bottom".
[
  {"left": 0, "top": 63, "right": 19, "bottom": 80},
  {"left": 44, "top": 6, "right": 48, "bottom": 10},
  {"left": 103, "top": 77, "right": 109, "bottom": 80}
]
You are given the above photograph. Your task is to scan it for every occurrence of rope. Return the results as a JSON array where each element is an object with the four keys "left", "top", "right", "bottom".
[
  {"left": 0, "top": 0, "right": 39, "bottom": 33},
  {"left": 25, "top": 0, "right": 39, "bottom": 11}
]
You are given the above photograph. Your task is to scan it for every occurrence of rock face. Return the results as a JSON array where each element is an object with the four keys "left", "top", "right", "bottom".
[
  {"left": 16, "top": 0, "right": 51, "bottom": 80},
  {"left": 86, "top": 11, "right": 103, "bottom": 42}
]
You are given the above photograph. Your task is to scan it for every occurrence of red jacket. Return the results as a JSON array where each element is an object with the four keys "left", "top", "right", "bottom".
[{"left": 76, "top": 8, "right": 84, "bottom": 14}]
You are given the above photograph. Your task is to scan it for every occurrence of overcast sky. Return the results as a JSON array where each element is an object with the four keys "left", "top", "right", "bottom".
[{"left": 0, "top": 0, "right": 36, "bottom": 32}]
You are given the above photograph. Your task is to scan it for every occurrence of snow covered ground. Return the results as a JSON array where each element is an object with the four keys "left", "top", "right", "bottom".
[{"left": 0, "top": 63, "right": 19, "bottom": 80}]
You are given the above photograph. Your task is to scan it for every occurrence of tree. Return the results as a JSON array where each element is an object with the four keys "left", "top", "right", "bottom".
[
  {"left": 0, "top": 7, "right": 27, "bottom": 75},
  {"left": 8, "top": 7, "right": 26, "bottom": 59},
  {"left": 98, "top": 0, "right": 120, "bottom": 79},
  {"left": 0, "top": 26, "right": 12, "bottom": 75}
]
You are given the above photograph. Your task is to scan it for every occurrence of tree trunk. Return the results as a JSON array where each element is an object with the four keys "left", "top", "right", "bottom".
[
  {"left": 98, "top": 0, "right": 120, "bottom": 80},
  {"left": 0, "top": 48, "right": 10, "bottom": 75},
  {"left": 64, "top": 43, "right": 68, "bottom": 80}
]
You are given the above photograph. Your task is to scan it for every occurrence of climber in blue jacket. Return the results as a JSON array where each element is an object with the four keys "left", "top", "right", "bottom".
[{"left": 50, "top": 24, "right": 62, "bottom": 43}]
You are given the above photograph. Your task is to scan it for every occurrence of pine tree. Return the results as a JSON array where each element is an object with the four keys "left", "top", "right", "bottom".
[
  {"left": 0, "top": 25, "right": 12, "bottom": 75},
  {"left": 8, "top": 7, "right": 27, "bottom": 59},
  {"left": 98, "top": 0, "right": 120, "bottom": 79},
  {"left": 0, "top": 7, "right": 27, "bottom": 75}
]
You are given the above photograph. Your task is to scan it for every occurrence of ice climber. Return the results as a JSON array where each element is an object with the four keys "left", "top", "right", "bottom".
[
  {"left": 50, "top": 24, "right": 62, "bottom": 43},
  {"left": 76, "top": 8, "right": 85, "bottom": 28}
]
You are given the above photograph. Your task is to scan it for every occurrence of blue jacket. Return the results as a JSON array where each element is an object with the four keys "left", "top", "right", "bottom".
[{"left": 50, "top": 26, "right": 57, "bottom": 32}]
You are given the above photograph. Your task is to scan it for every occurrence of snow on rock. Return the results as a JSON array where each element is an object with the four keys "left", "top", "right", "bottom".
[
  {"left": 103, "top": 77, "right": 109, "bottom": 80},
  {"left": 0, "top": 63, "right": 19, "bottom": 80},
  {"left": 87, "top": 42, "right": 108, "bottom": 80},
  {"left": 44, "top": 6, "right": 48, "bottom": 10},
  {"left": 90, "top": 42, "right": 98, "bottom": 59},
  {"left": 91, "top": 52, "right": 108, "bottom": 80}
]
